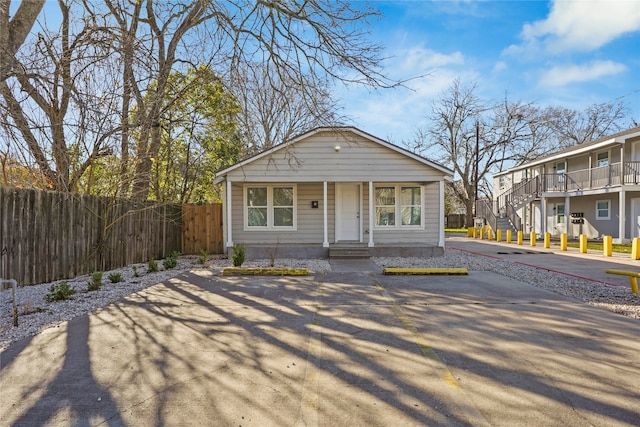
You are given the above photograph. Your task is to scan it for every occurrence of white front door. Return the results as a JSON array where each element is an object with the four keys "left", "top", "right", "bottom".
[{"left": 336, "top": 183, "right": 360, "bottom": 241}]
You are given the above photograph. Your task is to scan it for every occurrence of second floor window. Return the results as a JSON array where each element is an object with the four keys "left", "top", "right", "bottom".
[{"left": 597, "top": 151, "right": 609, "bottom": 167}]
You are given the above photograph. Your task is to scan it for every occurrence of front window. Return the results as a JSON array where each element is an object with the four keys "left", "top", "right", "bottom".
[
  {"left": 400, "top": 187, "right": 421, "bottom": 226},
  {"left": 247, "top": 187, "right": 268, "bottom": 227},
  {"left": 597, "top": 151, "right": 609, "bottom": 167},
  {"left": 245, "top": 185, "right": 296, "bottom": 229},
  {"left": 375, "top": 187, "right": 395, "bottom": 226},
  {"left": 556, "top": 204, "right": 565, "bottom": 224},
  {"left": 375, "top": 185, "right": 422, "bottom": 228},
  {"left": 596, "top": 200, "right": 610, "bottom": 220}
]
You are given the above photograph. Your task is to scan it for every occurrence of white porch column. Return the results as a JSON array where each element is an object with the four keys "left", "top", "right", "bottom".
[
  {"left": 540, "top": 196, "right": 547, "bottom": 236},
  {"left": 323, "top": 181, "right": 329, "bottom": 247},
  {"left": 368, "top": 181, "right": 374, "bottom": 247},
  {"left": 439, "top": 181, "right": 445, "bottom": 247},
  {"left": 619, "top": 189, "right": 626, "bottom": 242},
  {"left": 564, "top": 195, "right": 571, "bottom": 237},
  {"left": 226, "top": 180, "right": 233, "bottom": 248}
]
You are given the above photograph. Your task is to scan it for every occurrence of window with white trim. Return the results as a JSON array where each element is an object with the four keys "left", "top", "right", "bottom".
[
  {"left": 556, "top": 204, "right": 565, "bottom": 224},
  {"left": 597, "top": 151, "right": 609, "bottom": 167},
  {"left": 375, "top": 185, "right": 422, "bottom": 228},
  {"left": 596, "top": 200, "right": 610, "bottom": 220},
  {"left": 245, "top": 185, "right": 296, "bottom": 229}
]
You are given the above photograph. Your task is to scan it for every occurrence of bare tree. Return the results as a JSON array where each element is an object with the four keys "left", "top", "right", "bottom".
[
  {"left": 100, "top": 0, "right": 389, "bottom": 199},
  {"left": 543, "top": 101, "right": 629, "bottom": 148},
  {"left": 0, "top": 0, "right": 117, "bottom": 191},
  {"left": 0, "top": 0, "right": 46, "bottom": 82},
  {"left": 416, "top": 79, "right": 548, "bottom": 225},
  {"left": 232, "top": 62, "right": 343, "bottom": 156}
]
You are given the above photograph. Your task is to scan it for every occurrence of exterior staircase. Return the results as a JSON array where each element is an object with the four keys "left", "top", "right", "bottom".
[
  {"left": 496, "top": 215, "right": 518, "bottom": 234},
  {"left": 329, "top": 242, "right": 370, "bottom": 259}
]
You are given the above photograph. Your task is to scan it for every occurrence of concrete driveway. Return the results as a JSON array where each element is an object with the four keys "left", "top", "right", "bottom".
[{"left": 1, "top": 264, "right": 639, "bottom": 426}]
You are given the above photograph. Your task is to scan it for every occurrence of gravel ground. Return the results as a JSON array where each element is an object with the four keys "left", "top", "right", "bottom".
[{"left": 2, "top": 249, "right": 639, "bottom": 351}]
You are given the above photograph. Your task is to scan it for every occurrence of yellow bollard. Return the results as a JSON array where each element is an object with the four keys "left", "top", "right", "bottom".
[
  {"left": 488, "top": 228, "right": 493, "bottom": 241},
  {"left": 579, "top": 234, "right": 588, "bottom": 253},
  {"left": 496, "top": 229, "right": 502, "bottom": 242},
  {"left": 632, "top": 277, "right": 639, "bottom": 294},
  {"left": 544, "top": 232, "right": 551, "bottom": 249},
  {"left": 603, "top": 235, "right": 612, "bottom": 257},
  {"left": 467, "top": 227, "right": 473, "bottom": 237},
  {"left": 560, "top": 233, "right": 568, "bottom": 251},
  {"left": 506, "top": 229, "right": 512, "bottom": 244},
  {"left": 530, "top": 231, "right": 536, "bottom": 246},
  {"left": 632, "top": 238, "right": 640, "bottom": 260},
  {"left": 517, "top": 230, "right": 523, "bottom": 245},
  {"left": 480, "top": 226, "right": 485, "bottom": 240}
]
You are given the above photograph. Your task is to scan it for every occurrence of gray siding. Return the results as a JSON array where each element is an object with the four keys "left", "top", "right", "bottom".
[
  {"left": 370, "top": 182, "right": 440, "bottom": 245},
  {"left": 231, "top": 182, "right": 334, "bottom": 244},
  {"left": 228, "top": 181, "right": 442, "bottom": 246},
  {"left": 226, "top": 133, "right": 448, "bottom": 183}
]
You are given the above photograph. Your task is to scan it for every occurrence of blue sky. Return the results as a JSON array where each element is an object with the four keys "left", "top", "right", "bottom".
[{"left": 341, "top": 0, "right": 640, "bottom": 144}]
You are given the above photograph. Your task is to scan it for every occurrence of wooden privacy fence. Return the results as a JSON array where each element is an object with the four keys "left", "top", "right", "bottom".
[
  {"left": 182, "top": 203, "right": 223, "bottom": 256},
  {"left": 0, "top": 187, "right": 187, "bottom": 286}
]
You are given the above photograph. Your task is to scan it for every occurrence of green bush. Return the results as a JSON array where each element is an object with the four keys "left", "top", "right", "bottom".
[
  {"left": 197, "top": 249, "right": 208, "bottom": 265},
  {"left": 231, "top": 244, "right": 246, "bottom": 267},
  {"left": 88, "top": 271, "right": 103, "bottom": 291},
  {"left": 148, "top": 259, "right": 159, "bottom": 273},
  {"left": 108, "top": 272, "right": 123, "bottom": 283},
  {"left": 45, "top": 282, "right": 77, "bottom": 302},
  {"left": 163, "top": 251, "right": 179, "bottom": 269}
]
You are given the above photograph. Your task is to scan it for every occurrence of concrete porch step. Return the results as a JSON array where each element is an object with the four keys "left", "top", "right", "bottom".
[{"left": 329, "top": 243, "right": 370, "bottom": 259}]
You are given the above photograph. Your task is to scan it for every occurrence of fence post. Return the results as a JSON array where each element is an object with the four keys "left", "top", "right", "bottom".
[{"left": 1, "top": 279, "right": 18, "bottom": 327}]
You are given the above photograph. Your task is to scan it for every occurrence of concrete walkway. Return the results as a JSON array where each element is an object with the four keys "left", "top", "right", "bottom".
[
  {"left": 446, "top": 235, "right": 640, "bottom": 289},
  {"left": 1, "top": 253, "right": 640, "bottom": 426}
]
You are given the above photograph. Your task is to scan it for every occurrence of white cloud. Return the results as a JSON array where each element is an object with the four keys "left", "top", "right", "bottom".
[
  {"left": 539, "top": 60, "right": 628, "bottom": 87},
  {"left": 522, "top": 0, "right": 640, "bottom": 53},
  {"left": 493, "top": 61, "right": 508, "bottom": 73},
  {"left": 402, "top": 47, "right": 464, "bottom": 69}
]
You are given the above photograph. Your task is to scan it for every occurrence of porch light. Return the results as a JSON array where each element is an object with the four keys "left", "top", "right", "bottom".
[{"left": 334, "top": 144, "right": 341, "bottom": 152}]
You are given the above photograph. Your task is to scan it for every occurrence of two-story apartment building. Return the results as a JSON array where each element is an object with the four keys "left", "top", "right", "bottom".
[{"left": 488, "top": 126, "right": 640, "bottom": 243}]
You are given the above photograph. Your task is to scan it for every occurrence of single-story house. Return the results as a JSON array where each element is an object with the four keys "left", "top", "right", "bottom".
[
  {"left": 488, "top": 126, "right": 640, "bottom": 243},
  {"left": 213, "top": 127, "right": 454, "bottom": 258}
]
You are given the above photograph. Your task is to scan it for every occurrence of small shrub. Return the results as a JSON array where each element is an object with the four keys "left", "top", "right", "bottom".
[
  {"left": 163, "top": 251, "right": 179, "bottom": 269},
  {"left": 132, "top": 266, "right": 140, "bottom": 277},
  {"left": 197, "top": 249, "right": 208, "bottom": 265},
  {"left": 45, "top": 282, "right": 77, "bottom": 302},
  {"left": 87, "top": 271, "right": 103, "bottom": 291},
  {"left": 231, "top": 244, "right": 246, "bottom": 267},
  {"left": 108, "top": 272, "right": 122, "bottom": 283},
  {"left": 148, "top": 259, "right": 158, "bottom": 273}
]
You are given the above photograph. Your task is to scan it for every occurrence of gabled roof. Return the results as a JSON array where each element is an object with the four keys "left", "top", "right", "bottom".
[
  {"left": 214, "top": 126, "right": 453, "bottom": 183},
  {"left": 495, "top": 126, "right": 640, "bottom": 177}
]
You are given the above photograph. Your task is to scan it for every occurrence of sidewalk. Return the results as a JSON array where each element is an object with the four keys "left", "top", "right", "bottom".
[{"left": 446, "top": 235, "right": 640, "bottom": 290}]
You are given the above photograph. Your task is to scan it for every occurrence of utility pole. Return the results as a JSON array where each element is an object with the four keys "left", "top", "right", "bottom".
[{"left": 474, "top": 120, "right": 479, "bottom": 213}]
